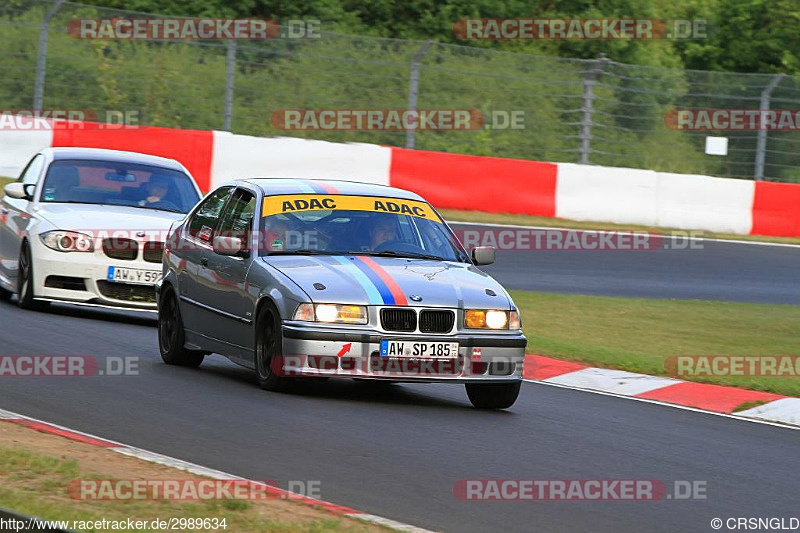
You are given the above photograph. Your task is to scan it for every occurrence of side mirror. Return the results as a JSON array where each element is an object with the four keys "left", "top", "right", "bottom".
[
  {"left": 4, "top": 182, "right": 32, "bottom": 200},
  {"left": 213, "top": 235, "right": 247, "bottom": 257},
  {"left": 471, "top": 246, "right": 495, "bottom": 266}
]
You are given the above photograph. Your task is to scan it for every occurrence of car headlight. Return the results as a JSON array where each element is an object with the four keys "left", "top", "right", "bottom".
[
  {"left": 464, "top": 309, "right": 521, "bottom": 330},
  {"left": 293, "top": 303, "right": 368, "bottom": 325},
  {"left": 39, "top": 231, "right": 95, "bottom": 252}
]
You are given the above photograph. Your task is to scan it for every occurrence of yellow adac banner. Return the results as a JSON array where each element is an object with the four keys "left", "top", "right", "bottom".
[{"left": 262, "top": 194, "right": 442, "bottom": 222}]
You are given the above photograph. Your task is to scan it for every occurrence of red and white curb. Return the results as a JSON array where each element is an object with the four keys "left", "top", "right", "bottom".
[
  {"left": 523, "top": 355, "right": 799, "bottom": 429},
  {"left": 0, "top": 408, "right": 434, "bottom": 533}
]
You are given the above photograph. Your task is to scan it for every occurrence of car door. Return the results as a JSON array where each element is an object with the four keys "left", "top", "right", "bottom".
[
  {"left": 196, "top": 187, "right": 258, "bottom": 354},
  {"left": 0, "top": 154, "right": 45, "bottom": 288},
  {"left": 173, "top": 186, "right": 234, "bottom": 333}
]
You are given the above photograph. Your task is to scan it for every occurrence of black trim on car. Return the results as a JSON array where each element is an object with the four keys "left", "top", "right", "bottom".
[
  {"left": 281, "top": 325, "right": 526, "bottom": 348},
  {"left": 179, "top": 295, "right": 252, "bottom": 324}
]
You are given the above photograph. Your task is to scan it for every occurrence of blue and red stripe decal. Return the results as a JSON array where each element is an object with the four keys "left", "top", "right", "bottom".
[
  {"left": 298, "top": 179, "right": 339, "bottom": 194},
  {"left": 332, "top": 256, "right": 408, "bottom": 306},
  {"left": 355, "top": 256, "right": 408, "bottom": 306}
]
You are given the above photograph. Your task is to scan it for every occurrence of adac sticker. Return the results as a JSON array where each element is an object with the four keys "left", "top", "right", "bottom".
[{"left": 262, "top": 194, "right": 441, "bottom": 222}]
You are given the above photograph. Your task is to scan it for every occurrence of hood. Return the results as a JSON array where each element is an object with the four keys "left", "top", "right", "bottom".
[
  {"left": 33, "top": 203, "right": 185, "bottom": 233},
  {"left": 264, "top": 255, "right": 512, "bottom": 309}
]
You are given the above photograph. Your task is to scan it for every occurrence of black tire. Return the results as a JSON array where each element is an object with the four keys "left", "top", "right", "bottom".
[
  {"left": 0, "top": 285, "right": 11, "bottom": 301},
  {"left": 17, "top": 242, "right": 48, "bottom": 311},
  {"left": 466, "top": 381, "right": 521, "bottom": 410},
  {"left": 158, "top": 288, "right": 205, "bottom": 367},
  {"left": 254, "top": 305, "right": 293, "bottom": 392}
]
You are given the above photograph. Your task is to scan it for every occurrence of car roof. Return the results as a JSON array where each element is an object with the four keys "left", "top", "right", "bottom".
[
  {"left": 240, "top": 178, "right": 426, "bottom": 201},
  {"left": 44, "top": 147, "right": 185, "bottom": 171}
]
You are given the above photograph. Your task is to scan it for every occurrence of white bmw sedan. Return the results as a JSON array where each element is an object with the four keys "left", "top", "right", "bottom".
[{"left": 0, "top": 147, "right": 202, "bottom": 311}]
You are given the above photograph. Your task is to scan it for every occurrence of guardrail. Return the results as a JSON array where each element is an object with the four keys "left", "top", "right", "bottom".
[{"left": 2, "top": 124, "right": 798, "bottom": 237}]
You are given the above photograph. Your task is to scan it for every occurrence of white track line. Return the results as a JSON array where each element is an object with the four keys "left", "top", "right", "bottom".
[{"left": 523, "top": 379, "right": 800, "bottom": 431}]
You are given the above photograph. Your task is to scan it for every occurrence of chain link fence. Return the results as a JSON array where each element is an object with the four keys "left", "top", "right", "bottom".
[{"left": 3, "top": 0, "right": 800, "bottom": 182}]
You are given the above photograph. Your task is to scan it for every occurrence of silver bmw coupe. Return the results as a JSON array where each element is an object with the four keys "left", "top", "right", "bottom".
[{"left": 156, "top": 178, "right": 526, "bottom": 409}]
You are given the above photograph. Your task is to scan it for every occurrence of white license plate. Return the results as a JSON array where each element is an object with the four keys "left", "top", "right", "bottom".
[
  {"left": 380, "top": 340, "right": 459, "bottom": 358},
  {"left": 107, "top": 266, "right": 160, "bottom": 285}
]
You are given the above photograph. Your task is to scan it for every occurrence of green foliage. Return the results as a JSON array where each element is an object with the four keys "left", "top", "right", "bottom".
[{"left": 2, "top": 0, "right": 799, "bottom": 179}]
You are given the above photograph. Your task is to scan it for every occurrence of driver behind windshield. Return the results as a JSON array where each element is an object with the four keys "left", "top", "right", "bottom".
[
  {"left": 264, "top": 218, "right": 295, "bottom": 251},
  {"left": 369, "top": 217, "right": 397, "bottom": 250},
  {"left": 139, "top": 176, "right": 169, "bottom": 207}
]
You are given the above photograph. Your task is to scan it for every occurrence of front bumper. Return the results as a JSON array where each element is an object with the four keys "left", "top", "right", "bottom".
[
  {"left": 281, "top": 324, "right": 526, "bottom": 383},
  {"left": 31, "top": 237, "right": 161, "bottom": 310}
]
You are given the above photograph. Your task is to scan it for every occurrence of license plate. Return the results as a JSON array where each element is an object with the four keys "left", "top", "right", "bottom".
[
  {"left": 380, "top": 340, "right": 459, "bottom": 358},
  {"left": 107, "top": 266, "right": 161, "bottom": 285}
]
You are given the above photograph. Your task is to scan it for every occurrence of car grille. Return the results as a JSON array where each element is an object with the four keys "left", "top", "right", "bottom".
[
  {"left": 143, "top": 241, "right": 164, "bottom": 263},
  {"left": 102, "top": 238, "right": 138, "bottom": 261},
  {"left": 418, "top": 310, "right": 455, "bottom": 333},
  {"left": 380, "top": 308, "right": 416, "bottom": 332},
  {"left": 96, "top": 280, "right": 155, "bottom": 303}
]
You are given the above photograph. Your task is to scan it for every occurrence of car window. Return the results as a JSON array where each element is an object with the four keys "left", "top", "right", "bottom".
[
  {"left": 186, "top": 187, "right": 233, "bottom": 243},
  {"left": 217, "top": 189, "right": 256, "bottom": 235},
  {"left": 39, "top": 159, "right": 200, "bottom": 213},
  {"left": 18, "top": 155, "right": 44, "bottom": 186},
  {"left": 259, "top": 195, "right": 470, "bottom": 262}
]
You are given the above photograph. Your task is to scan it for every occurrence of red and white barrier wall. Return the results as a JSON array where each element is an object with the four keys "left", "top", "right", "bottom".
[{"left": 2, "top": 125, "right": 799, "bottom": 237}]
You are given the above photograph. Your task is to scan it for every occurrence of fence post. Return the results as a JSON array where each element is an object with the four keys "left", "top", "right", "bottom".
[
  {"left": 578, "top": 55, "right": 609, "bottom": 165},
  {"left": 405, "top": 40, "right": 434, "bottom": 150},
  {"left": 33, "top": 0, "right": 65, "bottom": 109},
  {"left": 223, "top": 40, "right": 237, "bottom": 132},
  {"left": 754, "top": 73, "right": 785, "bottom": 181}
]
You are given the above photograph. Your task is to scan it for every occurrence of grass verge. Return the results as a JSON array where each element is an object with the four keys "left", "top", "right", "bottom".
[
  {"left": 0, "top": 423, "right": 387, "bottom": 532},
  {"left": 513, "top": 290, "right": 800, "bottom": 397},
  {"left": 0, "top": 176, "right": 12, "bottom": 190},
  {"left": 441, "top": 208, "right": 800, "bottom": 246}
]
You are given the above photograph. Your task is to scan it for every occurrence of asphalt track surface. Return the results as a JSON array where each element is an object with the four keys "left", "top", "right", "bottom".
[
  {"left": 1, "top": 226, "right": 798, "bottom": 532},
  {"left": 451, "top": 223, "right": 800, "bottom": 305},
  {"left": 1, "top": 300, "right": 798, "bottom": 533}
]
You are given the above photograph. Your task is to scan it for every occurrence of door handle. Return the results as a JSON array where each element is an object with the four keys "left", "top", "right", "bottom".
[{"left": 199, "top": 258, "right": 208, "bottom": 267}]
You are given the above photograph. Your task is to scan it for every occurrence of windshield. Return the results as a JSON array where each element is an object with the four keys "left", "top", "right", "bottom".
[
  {"left": 40, "top": 159, "right": 200, "bottom": 214},
  {"left": 259, "top": 194, "right": 470, "bottom": 262}
]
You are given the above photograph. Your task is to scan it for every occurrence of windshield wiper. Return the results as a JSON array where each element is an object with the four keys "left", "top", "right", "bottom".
[
  {"left": 265, "top": 250, "right": 339, "bottom": 256},
  {"left": 354, "top": 250, "right": 445, "bottom": 261},
  {"left": 49, "top": 201, "right": 185, "bottom": 214}
]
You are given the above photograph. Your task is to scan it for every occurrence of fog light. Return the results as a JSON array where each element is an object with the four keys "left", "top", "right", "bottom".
[{"left": 464, "top": 310, "right": 486, "bottom": 328}]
